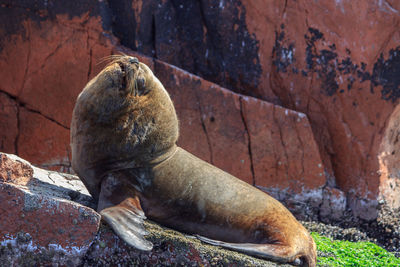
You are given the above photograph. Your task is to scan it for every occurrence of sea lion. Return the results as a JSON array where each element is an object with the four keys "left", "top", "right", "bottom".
[{"left": 70, "top": 55, "right": 317, "bottom": 266}]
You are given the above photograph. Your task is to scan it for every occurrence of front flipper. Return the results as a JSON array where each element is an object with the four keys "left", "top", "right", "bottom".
[
  {"left": 98, "top": 172, "right": 153, "bottom": 251},
  {"left": 100, "top": 202, "right": 153, "bottom": 251}
]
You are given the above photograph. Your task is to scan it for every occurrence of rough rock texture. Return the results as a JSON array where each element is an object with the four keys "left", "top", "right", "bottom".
[
  {"left": 253, "top": 0, "right": 400, "bottom": 221},
  {"left": 0, "top": 92, "right": 18, "bottom": 154},
  {"left": 1, "top": 0, "right": 400, "bottom": 222},
  {"left": 83, "top": 221, "right": 288, "bottom": 267},
  {"left": 0, "top": 153, "right": 99, "bottom": 266},
  {"left": 0, "top": 152, "right": 291, "bottom": 266},
  {"left": 0, "top": 5, "right": 111, "bottom": 170}
]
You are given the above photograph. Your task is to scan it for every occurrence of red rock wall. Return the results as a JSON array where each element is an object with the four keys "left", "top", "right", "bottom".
[
  {"left": 1, "top": 0, "right": 399, "bottom": 221},
  {"left": 243, "top": 0, "right": 400, "bottom": 219}
]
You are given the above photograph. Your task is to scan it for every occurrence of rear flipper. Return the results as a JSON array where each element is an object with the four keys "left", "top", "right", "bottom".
[
  {"left": 98, "top": 173, "right": 153, "bottom": 251},
  {"left": 196, "top": 235, "right": 303, "bottom": 266}
]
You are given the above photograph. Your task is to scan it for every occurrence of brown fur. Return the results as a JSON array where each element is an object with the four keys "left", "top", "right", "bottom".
[{"left": 71, "top": 56, "right": 317, "bottom": 266}]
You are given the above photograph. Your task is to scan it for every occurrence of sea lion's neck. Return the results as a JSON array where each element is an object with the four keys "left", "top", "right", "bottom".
[
  {"left": 146, "top": 145, "right": 178, "bottom": 167},
  {"left": 96, "top": 145, "right": 177, "bottom": 177}
]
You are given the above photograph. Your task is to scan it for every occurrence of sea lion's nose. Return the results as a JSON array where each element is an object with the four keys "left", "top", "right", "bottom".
[{"left": 129, "top": 57, "right": 139, "bottom": 65}]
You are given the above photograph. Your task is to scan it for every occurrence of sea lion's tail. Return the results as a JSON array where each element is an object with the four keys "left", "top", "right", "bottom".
[{"left": 196, "top": 235, "right": 316, "bottom": 267}]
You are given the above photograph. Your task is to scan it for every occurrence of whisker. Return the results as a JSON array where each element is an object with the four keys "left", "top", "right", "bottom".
[
  {"left": 98, "top": 54, "right": 129, "bottom": 66},
  {"left": 97, "top": 55, "right": 115, "bottom": 65}
]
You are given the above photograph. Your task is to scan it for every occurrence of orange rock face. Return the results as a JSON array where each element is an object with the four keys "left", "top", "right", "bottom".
[
  {"left": 0, "top": 11, "right": 116, "bottom": 170},
  {"left": 0, "top": 93, "right": 18, "bottom": 154},
  {"left": 1, "top": 0, "right": 399, "bottom": 220},
  {"left": 18, "top": 107, "right": 71, "bottom": 172},
  {"left": 240, "top": 0, "right": 400, "bottom": 219}
]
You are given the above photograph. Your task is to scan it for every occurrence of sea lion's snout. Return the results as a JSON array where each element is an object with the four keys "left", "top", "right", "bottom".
[
  {"left": 111, "top": 56, "right": 148, "bottom": 96},
  {"left": 115, "top": 57, "right": 139, "bottom": 77}
]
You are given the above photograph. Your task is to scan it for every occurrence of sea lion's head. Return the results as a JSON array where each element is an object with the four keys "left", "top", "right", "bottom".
[{"left": 71, "top": 55, "right": 179, "bottom": 198}]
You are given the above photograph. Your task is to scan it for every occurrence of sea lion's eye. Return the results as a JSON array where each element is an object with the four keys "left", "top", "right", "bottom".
[
  {"left": 135, "top": 77, "right": 148, "bottom": 95},
  {"left": 137, "top": 77, "right": 145, "bottom": 89},
  {"left": 118, "top": 62, "right": 126, "bottom": 75}
]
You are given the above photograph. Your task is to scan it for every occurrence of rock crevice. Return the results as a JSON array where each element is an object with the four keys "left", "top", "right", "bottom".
[{"left": 239, "top": 97, "right": 255, "bottom": 186}]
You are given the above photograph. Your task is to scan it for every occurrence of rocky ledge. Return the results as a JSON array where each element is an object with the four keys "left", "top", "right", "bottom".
[
  {"left": 2, "top": 152, "right": 399, "bottom": 266},
  {"left": 0, "top": 152, "right": 292, "bottom": 266}
]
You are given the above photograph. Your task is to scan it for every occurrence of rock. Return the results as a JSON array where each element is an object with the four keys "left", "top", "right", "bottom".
[
  {"left": 0, "top": 153, "right": 100, "bottom": 266},
  {"left": 0, "top": 152, "right": 33, "bottom": 185},
  {"left": 0, "top": 152, "right": 292, "bottom": 266},
  {"left": 257, "top": 0, "right": 400, "bottom": 217},
  {"left": 83, "top": 221, "right": 289, "bottom": 267},
  {"left": 0, "top": 93, "right": 18, "bottom": 154},
  {"left": 320, "top": 187, "right": 347, "bottom": 222},
  {"left": 0, "top": 6, "right": 112, "bottom": 169},
  {"left": 242, "top": 97, "right": 325, "bottom": 192},
  {"left": 18, "top": 107, "right": 72, "bottom": 172},
  {"left": 302, "top": 221, "right": 372, "bottom": 243}
]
